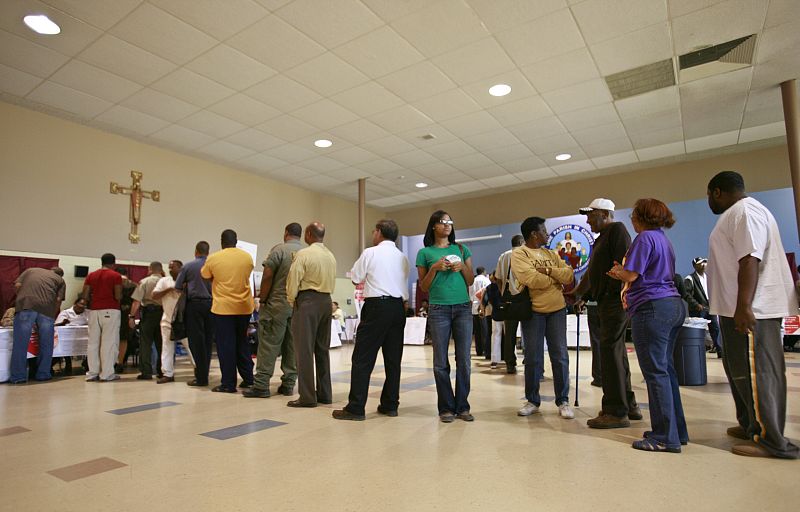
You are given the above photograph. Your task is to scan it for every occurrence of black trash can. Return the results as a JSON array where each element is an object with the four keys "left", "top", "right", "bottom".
[{"left": 673, "top": 326, "right": 707, "bottom": 386}]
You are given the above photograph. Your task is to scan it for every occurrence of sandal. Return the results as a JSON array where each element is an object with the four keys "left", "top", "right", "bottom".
[
  {"left": 643, "top": 430, "right": 689, "bottom": 446},
  {"left": 632, "top": 437, "right": 681, "bottom": 453}
]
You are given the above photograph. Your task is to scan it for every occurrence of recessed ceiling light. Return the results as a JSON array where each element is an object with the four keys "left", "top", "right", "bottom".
[
  {"left": 23, "top": 14, "right": 60, "bottom": 35},
  {"left": 314, "top": 139, "right": 332, "bottom": 148},
  {"left": 555, "top": 153, "right": 572, "bottom": 161},
  {"left": 488, "top": 84, "right": 512, "bottom": 97},
  {"left": 415, "top": 182, "right": 428, "bottom": 188}
]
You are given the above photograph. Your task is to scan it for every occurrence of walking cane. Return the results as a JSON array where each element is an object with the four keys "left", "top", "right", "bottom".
[{"left": 574, "top": 307, "right": 580, "bottom": 408}]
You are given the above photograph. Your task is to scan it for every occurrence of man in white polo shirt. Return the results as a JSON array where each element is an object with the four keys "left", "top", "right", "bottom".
[
  {"left": 333, "top": 219, "right": 409, "bottom": 421},
  {"left": 707, "top": 171, "right": 799, "bottom": 459},
  {"left": 152, "top": 260, "right": 192, "bottom": 384}
]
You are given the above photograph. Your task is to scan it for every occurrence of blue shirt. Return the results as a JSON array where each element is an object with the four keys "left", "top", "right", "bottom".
[{"left": 175, "top": 256, "right": 211, "bottom": 300}]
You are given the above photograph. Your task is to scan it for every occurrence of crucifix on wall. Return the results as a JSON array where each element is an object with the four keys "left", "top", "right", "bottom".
[{"left": 110, "top": 170, "right": 160, "bottom": 244}]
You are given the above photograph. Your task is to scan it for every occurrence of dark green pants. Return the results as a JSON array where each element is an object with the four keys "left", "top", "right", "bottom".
[
  {"left": 138, "top": 307, "right": 163, "bottom": 377},
  {"left": 253, "top": 306, "right": 296, "bottom": 390}
]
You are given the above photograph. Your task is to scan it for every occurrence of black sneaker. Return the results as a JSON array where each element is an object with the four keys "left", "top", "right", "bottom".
[
  {"left": 332, "top": 409, "right": 365, "bottom": 421},
  {"left": 439, "top": 412, "right": 455, "bottom": 423},
  {"left": 242, "top": 388, "right": 270, "bottom": 398},
  {"left": 456, "top": 412, "right": 475, "bottom": 422},
  {"left": 377, "top": 405, "right": 398, "bottom": 417},
  {"left": 276, "top": 385, "right": 294, "bottom": 396}
]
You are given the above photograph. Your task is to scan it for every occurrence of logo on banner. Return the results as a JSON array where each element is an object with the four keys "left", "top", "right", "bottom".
[{"left": 546, "top": 224, "right": 594, "bottom": 273}]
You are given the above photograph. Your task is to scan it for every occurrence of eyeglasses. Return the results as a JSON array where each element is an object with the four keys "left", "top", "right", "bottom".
[{"left": 437, "top": 219, "right": 454, "bottom": 225}]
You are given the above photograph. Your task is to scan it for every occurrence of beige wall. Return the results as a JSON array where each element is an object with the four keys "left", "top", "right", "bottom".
[
  {"left": 0, "top": 102, "right": 383, "bottom": 275},
  {"left": 390, "top": 144, "right": 792, "bottom": 231}
]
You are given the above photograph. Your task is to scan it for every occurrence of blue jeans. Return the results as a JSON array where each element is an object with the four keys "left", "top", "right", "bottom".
[
  {"left": 429, "top": 302, "right": 473, "bottom": 414},
  {"left": 520, "top": 308, "right": 569, "bottom": 406},
  {"left": 631, "top": 297, "right": 688, "bottom": 449},
  {"left": 11, "top": 310, "right": 55, "bottom": 382}
]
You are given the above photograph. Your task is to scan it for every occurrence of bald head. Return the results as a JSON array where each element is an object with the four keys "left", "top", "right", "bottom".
[
  {"left": 149, "top": 261, "right": 163, "bottom": 275},
  {"left": 305, "top": 222, "right": 325, "bottom": 245}
]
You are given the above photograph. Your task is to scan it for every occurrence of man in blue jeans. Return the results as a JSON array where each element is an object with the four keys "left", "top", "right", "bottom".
[{"left": 9, "top": 267, "right": 65, "bottom": 383}]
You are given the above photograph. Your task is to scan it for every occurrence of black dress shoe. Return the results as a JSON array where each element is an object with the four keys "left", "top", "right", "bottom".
[
  {"left": 114, "top": 364, "right": 124, "bottom": 374},
  {"left": 239, "top": 381, "right": 253, "bottom": 389},
  {"left": 332, "top": 409, "right": 365, "bottom": 421},
  {"left": 242, "top": 388, "right": 270, "bottom": 398},
  {"left": 287, "top": 399, "right": 317, "bottom": 408},
  {"left": 136, "top": 374, "right": 153, "bottom": 380},
  {"left": 212, "top": 385, "right": 237, "bottom": 393},
  {"left": 506, "top": 366, "right": 517, "bottom": 374},
  {"left": 187, "top": 380, "right": 207, "bottom": 387},
  {"left": 377, "top": 405, "right": 398, "bottom": 417},
  {"left": 317, "top": 399, "right": 333, "bottom": 405},
  {"left": 590, "top": 380, "right": 603, "bottom": 387},
  {"left": 276, "top": 385, "right": 294, "bottom": 396}
]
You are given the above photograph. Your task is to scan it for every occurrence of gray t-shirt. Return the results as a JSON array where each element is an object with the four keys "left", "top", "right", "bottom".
[
  {"left": 15, "top": 268, "right": 66, "bottom": 318},
  {"left": 262, "top": 238, "right": 304, "bottom": 316}
]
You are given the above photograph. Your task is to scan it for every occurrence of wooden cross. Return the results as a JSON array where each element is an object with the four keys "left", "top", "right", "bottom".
[{"left": 110, "top": 170, "right": 160, "bottom": 244}]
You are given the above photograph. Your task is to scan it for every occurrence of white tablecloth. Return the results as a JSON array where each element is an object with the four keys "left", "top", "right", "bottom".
[
  {"left": 0, "top": 325, "right": 89, "bottom": 381},
  {"left": 403, "top": 317, "right": 427, "bottom": 345},
  {"left": 343, "top": 318, "right": 358, "bottom": 341},
  {"left": 330, "top": 319, "right": 342, "bottom": 348}
]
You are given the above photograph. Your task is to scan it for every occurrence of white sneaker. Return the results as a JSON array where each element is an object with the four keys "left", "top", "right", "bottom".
[
  {"left": 517, "top": 402, "right": 540, "bottom": 416},
  {"left": 558, "top": 403, "right": 575, "bottom": 419}
]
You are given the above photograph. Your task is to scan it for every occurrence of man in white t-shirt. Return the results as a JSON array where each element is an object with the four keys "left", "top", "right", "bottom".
[
  {"left": 707, "top": 171, "right": 799, "bottom": 459},
  {"left": 470, "top": 267, "right": 491, "bottom": 358},
  {"left": 152, "top": 260, "right": 192, "bottom": 384}
]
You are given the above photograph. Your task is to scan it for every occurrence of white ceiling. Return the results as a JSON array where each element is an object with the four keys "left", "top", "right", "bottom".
[{"left": 0, "top": 0, "right": 798, "bottom": 209}]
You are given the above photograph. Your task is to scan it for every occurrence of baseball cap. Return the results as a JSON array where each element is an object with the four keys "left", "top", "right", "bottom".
[
  {"left": 578, "top": 198, "right": 615, "bottom": 214},
  {"left": 692, "top": 257, "right": 708, "bottom": 265}
]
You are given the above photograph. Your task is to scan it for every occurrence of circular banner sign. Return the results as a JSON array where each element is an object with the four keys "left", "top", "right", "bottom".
[{"left": 546, "top": 224, "right": 594, "bottom": 273}]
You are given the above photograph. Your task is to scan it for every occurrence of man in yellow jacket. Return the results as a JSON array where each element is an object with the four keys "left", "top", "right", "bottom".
[{"left": 511, "top": 216, "right": 575, "bottom": 419}]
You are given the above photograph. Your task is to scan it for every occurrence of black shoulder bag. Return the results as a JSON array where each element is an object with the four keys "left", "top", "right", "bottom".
[{"left": 494, "top": 262, "right": 532, "bottom": 321}]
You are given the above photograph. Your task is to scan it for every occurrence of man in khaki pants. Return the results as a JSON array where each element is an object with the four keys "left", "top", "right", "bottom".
[{"left": 82, "top": 253, "right": 123, "bottom": 382}]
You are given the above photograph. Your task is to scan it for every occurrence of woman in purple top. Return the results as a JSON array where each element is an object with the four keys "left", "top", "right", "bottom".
[{"left": 608, "top": 198, "right": 687, "bottom": 453}]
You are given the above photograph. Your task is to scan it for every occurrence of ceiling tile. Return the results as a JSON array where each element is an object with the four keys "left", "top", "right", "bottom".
[
  {"left": 685, "top": 130, "right": 739, "bottom": 153},
  {"left": 412, "top": 88, "right": 483, "bottom": 123},
  {"left": 391, "top": 0, "right": 490, "bottom": 58},
  {"left": 177, "top": 110, "right": 246, "bottom": 138},
  {"left": 425, "top": 139, "right": 480, "bottom": 160},
  {"left": 542, "top": 78, "right": 613, "bottom": 114},
  {"left": 432, "top": 37, "right": 517, "bottom": 86},
  {"left": 413, "top": 162, "right": 461, "bottom": 176},
  {"left": 538, "top": 147, "right": 588, "bottom": 165},
  {"left": 359, "top": 135, "right": 419, "bottom": 156},
  {"left": 671, "top": 0, "right": 769, "bottom": 55},
  {"left": 449, "top": 181, "right": 486, "bottom": 193},
  {"left": 667, "top": 0, "right": 720, "bottom": 18},
  {"left": 227, "top": 14, "right": 326, "bottom": 71},
  {"left": 327, "top": 146, "right": 381, "bottom": 165},
  {"left": 558, "top": 102, "right": 620, "bottom": 131},
  {"left": 591, "top": 150, "right": 638, "bottom": 168},
  {"left": 741, "top": 87, "right": 784, "bottom": 128},
  {"left": 95, "top": 105, "right": 169, "bottom": 136},
  {"left": 441, "top": 110, "right": 504, "bottom": 138},
  {"left": 149, "top": 0, "right": 269, "bottom": 40},
  {"left": 387, "top": 149, "right": 440, "bottom": 168},
  {"left": 466, "top": 0, "right": 567, "bottom": 33},
  {"left": 621, "top": 108, "right": 682, "bottom": 134},
  {"left": 40, "top": 0, "right": 142, "bottom": 30},
  {"left": 738, "top": 121, "right": 785, "bottom": 143},
  {"left": 377, "top": 61, "right": 457, "bottom": 103},
  {"left": 682, "top": 107, "right": 744, "bottom": 139},
  {"left": 521, "top": 47, "right": 601, "bottom": 94},
  {"left": 397, "top": 124, "right": 460, "bottom": 148},
  {"left": 27, "top": 81, "right": 112, "bottom": 118},
  {"left": 186, "top": 44, "right": 276, "bottom": 90},
  {"left": 49, "top": 60, "right": 141, "bottom": 103},
  {"left": 356, "top": 158, "right": 404, "bottom": 175},
  {"left": 267, "top": 143, "right": 317, "bottom": 163},
  {"left": 615, "top": 86, "right": 680, "bottom": 118},
  {"left": 551, "top": 159, "right": 596, "bottom": 176},
  {"left": 266, "top": 165, "right": 318, "bottom": 181},
  {"left": 244, "top": 74, "right": 322, "bottom": 112},
  {"left": 590, "top": 22, "right": 673, "bottom": 76},
  {"left": 462, "top": 129, "right": 522, "bottom": 152},
  {"left": 207, "top": 94, "right": 280, "bottom": 127},
  {"left": 275, "top": 0, "right": 384, "bottom": 48},
  {"left": 572, "top": 0, "right": 667, "bottom": 44},
  {"left": 628, "top": 125, "right": 684, "bottom": 148},
  {"left": 751, "top": 53, "right": 800, "bottom": 90},
  {"left": 445, "top": 152, "right": 496, "bottom": 171},
  {"left": 482, "top": 143, "right": 534, "bottom": 163},
  {"left": 581, "top": 136, "right": 634, "bottom": 158},
  {"left": 461, "top": 69, "right": 539, "bottom": 107},
  {"left": 331, "top": 81, "right": 404, "bottom": 118},
  {"left": 149, "top": 123, "right": 215, "bottom": 150},
  {"left": 286, "top": 52, "right": 369, "bottom": 96},
  {"left": 514, "top": 167, "right": 557, "bottom": 182},
  {"left": 328, "top": 118, "right": 390, "bottom": 144},
  {"left": 417, "top": 186, "right": 458, "bottom": 200},
  {"left": 571, "top": 121, "right": 628, "bottom": 146},
  {"left": 635, "top": 140, "right": 686, "bottom": 160},
  {"left": 110, "top": 3, "right": 217, "bottom": 65},
  {"left": 333, "top": 26, "right": 425, "bottom": 80},
  {"left": 463, "top": 164, "right": 511, "bottom": 179},
  {"left": 326, "top": 167, "right": 372, "bottom": 182},
  {"left": 0, "top": 29, "right": 69, "bottom": 78},
  {"left": 495, "top": 8, "right": 585, "bottom": 67},
  {"left": 225, "top": 127, "right": 286, "bottom": 152},
  {"left": 526, "top": 133, "right": 579, "bottom": 155},
  {"left": 763, "top": 0, "right": 800, "bottom": 29},
  {"left": 360, "top": 0, "right": 433, "bottom": 22},
  {"left": 121, "top": 88, "right": 199, "bottom": 123},
  {"left": 755, "top": 19, "right": 800, "bottom": 65},
  {"left": 369, "top": 197, "right": 404, "bottom": 208},
  {"left": 257, "top": 114, "right": 318, "bottom": 141},
  {"left": 291, "top": 99, "right": 359, "bottom": 131},
  {"left": 198, "top": 139, "right": 257, "bottom": 162},
  {"left": 77, "top": 34, "right": 176, "bottom": 85},
  {"left": 488, "top": 95, "right": 553, "bottom": 126},
  {"left": 151, "top": 68, "right": 235, "bottom": 108},
  {"left": 0, "top": 0, "right": 102, "bottom": 56},
  {"left": 0, "top": 63, "right": 42, "bottom": 96},
  {"left": 299, "top": 156, "right": 347, "bottom": 173},
  {"left": 507, "top": 115, "right": 567, "bottom": 142},
  {"left": 479, "top": 174, "right": 523, "bottom": 188},
  {"left": 369, "top": 104, "right": 434, "bottom": 133}
]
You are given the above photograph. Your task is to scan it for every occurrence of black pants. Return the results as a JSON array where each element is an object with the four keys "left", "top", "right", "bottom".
[
  {"left": 345, "top": 297, "right": 406, "bottom": 416},
  {"left": 502, "top": 318, "right": 519, "bottom": 369},
  {"left": 186, "top": 299, "right": 213, "bottom": 384},
  {"left": 586, "top": 304, "right": 603, "bottom": 385},
  {"left": 139, "top": 306, "right": 163, "bottom": 377},
  {"left": 473, "top": 315, "right": 487, "bottom": 356},
  {"left": 597, "top": 298, "right": 637, "bottom": 417},
  {"left": 292, "top": 290, "right": 332, "bottom": 404},
  {"left": 213, "top": 313, "right": 253, "bottom": 390}
]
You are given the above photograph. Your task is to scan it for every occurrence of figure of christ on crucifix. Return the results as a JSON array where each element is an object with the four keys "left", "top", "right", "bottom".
[{"left": 110, "top": 170, "right": 160, "bottom": 244}]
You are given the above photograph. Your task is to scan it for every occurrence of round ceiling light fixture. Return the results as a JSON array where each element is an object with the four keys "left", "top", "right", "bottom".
[
  {"left": 415, "top": 182, "right": 428, "bottom": 188},
  {"left": 488, "top": 84, "right": 512, "bottom": 97},
  {"left": 23, "top": 14, "right": 60, "bottom": 35},
  {"left": 314, "top": 139, "right": 332, "bottom": 148},
  {"left": 555, "top": 153, "right": 572, "bottom": 161}
]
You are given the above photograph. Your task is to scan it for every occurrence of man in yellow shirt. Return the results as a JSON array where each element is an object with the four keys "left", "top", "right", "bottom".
[
  {"left": 286, "top": 222, "right": 337, "bottom": 407},
  {"left": 201, "top": 229, "right": 255, "bottom": 393}
]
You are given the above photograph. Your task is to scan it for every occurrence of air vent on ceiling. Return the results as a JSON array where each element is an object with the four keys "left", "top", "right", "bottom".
[
  {"left": 678, "top": 34, "right": 756, "bottom": 83},
  {"left": 420, "top": 133, "right": 436, "bottom": 140},
  {"left": 605, "top": 58, "right": 676, "bottom": 100}
]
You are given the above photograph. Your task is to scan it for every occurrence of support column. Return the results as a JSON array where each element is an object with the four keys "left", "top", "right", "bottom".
[
  {"left": 358, "top": 178, "right": 366, "bottom": 253},
  {"left": 781, "top": 79, "right": 800, "bottom": 242}
]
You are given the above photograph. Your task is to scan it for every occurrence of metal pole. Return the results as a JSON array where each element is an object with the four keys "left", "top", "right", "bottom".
[
  {"left": 358, "top": 178, "right": 366, "bottom": 252},
  {"left": 780, "top": 79, "right": 800, "bottom": 242},
  {"left": 574, "top": 309, "right": 580, "bottom": 407}
]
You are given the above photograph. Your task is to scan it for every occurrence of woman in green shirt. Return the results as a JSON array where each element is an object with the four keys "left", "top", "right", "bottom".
[{"left": 416, "top": 210, "right": 475, "bottom": 423}]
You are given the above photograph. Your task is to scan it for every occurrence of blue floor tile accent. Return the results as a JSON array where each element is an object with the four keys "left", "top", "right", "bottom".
[
  {"left": 399, "top": 378, "right": 436, "bottom": 391},
  {"left": 200, "top": 419, "right": 287, "bottom": 440},
  {"left": 106, "top": 401, "right": 180, "bottom": 415},
  {"left": 786, "top": 362, "right": 800, "bottom": 368}
]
